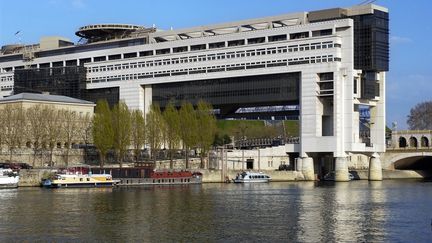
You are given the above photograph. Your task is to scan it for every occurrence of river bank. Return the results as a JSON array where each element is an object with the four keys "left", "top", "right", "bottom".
[{"left": 16, "top": 168, "right": 430, "bottom": 186}]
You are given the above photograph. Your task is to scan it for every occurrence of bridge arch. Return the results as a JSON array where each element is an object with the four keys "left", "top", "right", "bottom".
[
  {"left": 399, "top": 137, "right": 407, "bottom": 148},
  {"left": 409, "top": 137, "right": 418, "bottom": 148},
  {"left": 421, "top": 136, "right": 429, "bottom": 148},
  {"left": 384, "top": 152, "right": 432, "bottom": 172}
]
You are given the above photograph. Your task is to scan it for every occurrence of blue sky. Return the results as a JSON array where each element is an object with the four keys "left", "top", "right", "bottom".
[{"left": 0, "top": 0, "right": 431, "bottom": 129}]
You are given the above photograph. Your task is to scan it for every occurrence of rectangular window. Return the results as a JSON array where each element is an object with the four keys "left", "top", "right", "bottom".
[
  {"left": 228, "top": 39, "right": 245, "bottom": 47},
  {"left": 108, "top": 54, "right": 121, "bottom": 60},
  {"left": 140, "top": 50, "right": 154, "bottom": 57},
  {"left": 353, "top": 78, "right": 358, "bottom": 94},
  {"left": 247, "top": 37, "right": 265, "bottom": 44},
  {"left": 191, "top": 44, "right": 206, "bottom": 51},
  {"left": 312, "top": 29, "right": 333, "bottom": 37},
  {"left": 124, "top": 52, "right": 137, "bottom": 59},
  {"left": 290, "top": 31, "right": 309, "bottom": 39},
  {"left": 173, "top": 46, "right": 188, "bottom": 53},
  {"left": 79, "top": 58, "right": 91, "bottom": 66},
  {"left": 209, "top": 42, "right": 225, "bottom": 49},
  {"left": 268, "top": 34, "right": 287, "bottom": 42},
  {"left": 156, "top": 48, "right": 170, "bottom": 55}
]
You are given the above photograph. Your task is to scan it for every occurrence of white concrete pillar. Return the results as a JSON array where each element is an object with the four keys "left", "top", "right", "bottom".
[
  {"left": 334, "top": 157, "right": 349, "bottom": 182},
  {"left": 302, "top": 157, "right": 315, "bottom": 181},
  {"left": 296, "top": 158, "right": 303, "bottom": 172},
  {"left": 143, "top": 85, "right": 152, "bottom": 115},
  {"left": 369, "top": 155, "right": 383, "bottom": 181},
  {"left": 119, "top": 84, "right": 146, "bottom": 113}
]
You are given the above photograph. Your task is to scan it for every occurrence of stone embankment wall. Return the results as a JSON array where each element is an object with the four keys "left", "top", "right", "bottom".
[
  {"left": 0, "top": 148, "right": 84, "bottom": 167},
  {"left": 196, "top": 169, "right": 304, "bottom": 183},
  {"left": 18, "top": 169, "right": 54, "bottom": 187}
]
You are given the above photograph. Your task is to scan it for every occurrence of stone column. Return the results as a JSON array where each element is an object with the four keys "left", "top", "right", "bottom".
[
  {"left": 296, "top": 158, "right": 303, "bottom": 172},
  {"left": 302, "top": 157, "right": 315, "bottom": 181},
  {"left": 334, "top": 157, "right": 349, "bottom": 182},
  {"left": 369, "top": 155, "right": 383, "bottom": 181}
]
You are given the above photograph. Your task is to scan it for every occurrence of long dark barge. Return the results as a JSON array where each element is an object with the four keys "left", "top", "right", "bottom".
[{"left": 90, "top": 163, "right": 202, "bottom": 186}]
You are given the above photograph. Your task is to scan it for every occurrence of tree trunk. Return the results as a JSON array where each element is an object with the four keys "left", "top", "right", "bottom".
[
  {"left": 32, "top": 148, "right": 37, "bottom": 167},
  {"left": 65, "top": 147, "right": 70, "bottom": 167},
  {"left": 200, "top": 152, "right": 205, "bottom": 169},
  {"left": 99, "top": 152, "right": 105, "bottom": 168},
  {"left": 185, "top": 147, "right": 189, "bottom": 169},
  {"left": 169, "top": 149, "right": 174, "bottom": 169},
  {"left": 119, "top": 150, "right": 123, "bottom": 168},
  {"left": 50, "top": 147, "right": 54, "bottom": 167},
  {"left": 9, "top": 148, "right": 13, "bottom": 162}
]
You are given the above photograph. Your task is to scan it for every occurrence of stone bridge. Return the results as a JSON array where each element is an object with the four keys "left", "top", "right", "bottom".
[
  {"left": 384, "top": 130, "right": 432, "bottom": 171},
  {"left": 382, "top": 149, "right": 432, "bottom": 170}
]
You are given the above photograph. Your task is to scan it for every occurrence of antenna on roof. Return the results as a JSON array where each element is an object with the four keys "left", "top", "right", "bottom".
[{"left": 14, "top": 30, "right": 22, "bottom": 44}]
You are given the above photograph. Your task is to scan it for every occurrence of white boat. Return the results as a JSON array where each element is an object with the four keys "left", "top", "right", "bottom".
[
  {"left": 232, "top": 171, "right": 271, "bottom": 183},
  {"left": 0, "top": 169, "right": 19, "bottom": 188},
  {"left": 42, "top": 173, "right": 120, "bottom": 188}
]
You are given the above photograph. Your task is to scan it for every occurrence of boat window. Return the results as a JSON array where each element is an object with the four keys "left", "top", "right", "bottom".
[
  {"left": 87, "top": 178, "right": 90, "bottom": 181},
  {"left": 80, "top": 178, "right": 83, "bottom": 181}
]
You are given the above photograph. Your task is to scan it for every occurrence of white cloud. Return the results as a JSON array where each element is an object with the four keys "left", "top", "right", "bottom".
[{"left": 390, "top": 35, "right": 412, "bottom": 44}]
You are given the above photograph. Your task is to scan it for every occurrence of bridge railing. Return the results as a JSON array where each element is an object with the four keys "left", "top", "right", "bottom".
[{"left": 386, "top": 146, "right": 432, "bottom": 151}]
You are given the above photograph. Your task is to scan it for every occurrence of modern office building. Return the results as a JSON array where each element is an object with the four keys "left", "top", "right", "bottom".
[{"left": 0, "top": 4, "right": 388, "bottom": 180}]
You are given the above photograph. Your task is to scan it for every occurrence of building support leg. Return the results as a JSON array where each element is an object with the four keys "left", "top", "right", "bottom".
[
  {"left": 369, "top": 154, "right": 383, "bottom": 181},
  {"left": 296, "top": 158, "right": 303, "bottom": 172},
  {"left": 334, "top": 157, "right": 349, "bottom": 182},
  {"left": 302, "top": 157, "right": 315, "bottom": 181}
]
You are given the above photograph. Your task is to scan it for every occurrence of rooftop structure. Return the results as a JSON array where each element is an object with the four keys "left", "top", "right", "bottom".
[
  {"left": 75, "top": 24, "right": 155, "bottom": 44},
  {"left": 0, "top": 92, "right": 94, "bottom": 105}
]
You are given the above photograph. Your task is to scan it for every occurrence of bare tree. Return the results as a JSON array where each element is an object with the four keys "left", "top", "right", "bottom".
[
  {"left": 43, "top": 106, "right": 63, "bottom": 167},
  {"left": 61, "top": 110, "right": 81, "bottom": 167},
  {"left": 112, "top": 101, "right": 131, "bottom": 167},
  {"left": 79, "top": 112, "right": 93, "bottom": 164},
  {"left": 131, "top": 109, "right": 146, "bottom": 163},
  {"left": 2, "top": 104, "right": 25, "bottom": 162},
  {"left": 26, "top": 105, "right": 47, "bottom": 167},
  {"left": 407, "top": 101, "right": 432, "bottom": 130},
  {"left": 163, "top": 101, "right": 181, "bottom": 169}
]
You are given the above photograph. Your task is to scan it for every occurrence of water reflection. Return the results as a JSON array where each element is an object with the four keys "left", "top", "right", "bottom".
[{"left": 0, "top": 181, "right": 431, "bottom": 242}]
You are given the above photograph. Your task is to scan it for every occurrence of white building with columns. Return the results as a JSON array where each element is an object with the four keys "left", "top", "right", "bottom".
[{"left": 0, "top": 4, "right": 388, "bottom": 181}]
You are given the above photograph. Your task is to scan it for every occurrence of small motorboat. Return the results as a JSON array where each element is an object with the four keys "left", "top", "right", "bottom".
[
  {"left": 0, "top": 168, "right": 19, "bottom": 189},
  {"left": 232, "top": 171, "right": 271, "bottom": 183}
]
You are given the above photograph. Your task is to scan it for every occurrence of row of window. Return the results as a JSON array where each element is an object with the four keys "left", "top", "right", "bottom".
[
  {"left": 88, "top": 41, "right": 340, "bottom": 73},
  {"left": 0, "top": 27, "right": 337, "bottom": 72},
  {"left": 88, "top": 55, "right": 339, "bottom": 83},
  {"left": 0, "top": 85, "right": 13, "bottom": 91},
  {"left": 0, "top": 75, "right": 13, "bottom": 82}
]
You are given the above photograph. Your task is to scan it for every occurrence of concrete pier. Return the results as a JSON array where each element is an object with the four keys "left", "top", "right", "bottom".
[
  {"left": 296, "top": 158, "right": 303, "bottom": 172},
  {"left": 301, "top": 157, "right": 315, "bottom": 181},
  {"left": 334, "top": 157, "right": 349, "bottom": 182},
  {"left": 369, "top": 156, "right": 383, "bottom": 181}
]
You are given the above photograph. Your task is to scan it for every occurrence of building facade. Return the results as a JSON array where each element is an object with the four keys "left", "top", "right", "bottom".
[{"left": 0, "top": 4, "right": 388, "bottom": 180}]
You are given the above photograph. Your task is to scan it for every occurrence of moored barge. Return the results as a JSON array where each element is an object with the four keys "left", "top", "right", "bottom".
[{"left": 90, "top": 163, "right": 202, "bottom": 186}]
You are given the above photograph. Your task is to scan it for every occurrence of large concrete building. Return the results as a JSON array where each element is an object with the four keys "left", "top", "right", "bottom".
[{"left": 0, "top": 4, "right": 388, "bottom": 180}]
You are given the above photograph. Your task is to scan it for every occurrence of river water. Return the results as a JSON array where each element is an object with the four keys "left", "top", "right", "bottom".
[{"left": 0, "top": 180, "right": 431, "bottom": 242}]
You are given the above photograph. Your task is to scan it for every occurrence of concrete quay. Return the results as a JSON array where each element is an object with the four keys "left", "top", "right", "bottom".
[{"left": 17, "top": 168, "right": 428, "bottom": 187}]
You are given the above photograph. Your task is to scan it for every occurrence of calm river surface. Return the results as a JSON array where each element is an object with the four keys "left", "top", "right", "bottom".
[{"left": 1, "top": 180, "right": 432, "bottom": 242}]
